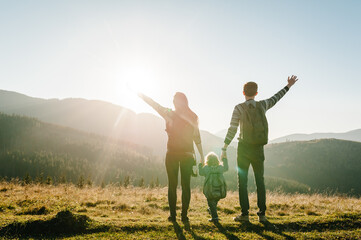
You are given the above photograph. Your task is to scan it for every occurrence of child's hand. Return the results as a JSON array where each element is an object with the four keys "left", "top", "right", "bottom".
[{"left": 221, "top": 151, "right": 227, "bottom": 159}]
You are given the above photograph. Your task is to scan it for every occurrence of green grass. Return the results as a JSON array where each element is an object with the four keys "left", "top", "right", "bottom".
[{"left": 0, "top": 182, "right": 360, "bottom": 239}]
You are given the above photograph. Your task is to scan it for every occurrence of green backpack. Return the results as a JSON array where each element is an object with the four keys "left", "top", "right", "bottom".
[
  {"left": 240, "top": 102, "right": 268, "bottom": 145},
  {"left": 203, "top": 170, "right": 227, "bottom": 200}
]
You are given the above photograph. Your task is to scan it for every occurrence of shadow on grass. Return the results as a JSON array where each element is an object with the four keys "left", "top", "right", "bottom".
[
  {"left": 0, "top": 210, "right": 109, "bottom": 239},
  {"left": 210, "top": 213, "right": 361, "bottom": 239},
  {"left": 213, "top": 221, "right": 239, "bottom": 240},
  {"left": 169, "top": 221, "right": 207, "bottom": 240},
  {"left": 171, "top": 221, "right": 186, "bottom": 240},
  {"left": 183, "top": 221, "right": 207, "bottom": 240},
  {"left": 245, "top": 221, "right": 295, "bottom": 240},
  {"left": 3, "top": 212, "right": 359, "bottom": 239}
]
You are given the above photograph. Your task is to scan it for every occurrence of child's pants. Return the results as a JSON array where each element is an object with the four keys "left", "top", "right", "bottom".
[{"left": 207, "top": 199, "right": 219, "bottom": 219}]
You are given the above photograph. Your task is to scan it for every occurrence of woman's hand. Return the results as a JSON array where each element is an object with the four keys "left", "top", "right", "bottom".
[{"left": 137, "top": 92, "right": 146, "bottom": 99}]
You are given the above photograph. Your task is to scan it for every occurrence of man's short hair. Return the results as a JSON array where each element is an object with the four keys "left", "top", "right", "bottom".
[{"left": 243, "top": 82, "right": 258, "bottom": 97}]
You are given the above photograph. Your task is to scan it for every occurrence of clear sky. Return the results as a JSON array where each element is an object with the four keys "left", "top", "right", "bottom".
[{"left": 1, "top": 0, "right": 360, "bottom": 139}]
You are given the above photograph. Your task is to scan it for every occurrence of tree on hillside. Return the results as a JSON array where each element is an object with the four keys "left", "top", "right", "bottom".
[
  {"left": 149, "top": 178, "right": 155, "bottom": 188},
  {"left": 23, "top": 173, "right": 31, "bottom": 185},
  {"left": 139, "top": 177, "right": 145, "bottom": 187},
  {"left": 86, "top": 177, "right": 93, "bottom": 187},
  {"left": 123, "top": 176, "right": 130, "bottom": 188},
  {"left": 155, "top": 177, "right": 160, "bottom": 187},
  {"left": 36, "top": 173, "right": 44, "bottom": 184},
  {"left": 77, "top": 175, "right": 85, "bottom": 188},
  {"left": 46, "top": 176, "right": 52, "bottom": 185},
  {"left": 59, "top": 175, "right": 66, "bottom": 184}
]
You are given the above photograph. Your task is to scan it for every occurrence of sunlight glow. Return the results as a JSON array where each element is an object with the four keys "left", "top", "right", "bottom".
[
  {"left": 125, "top": 67, "right": 159, "bottom": 96},
  {"left": 115, "top": 64, "right": 163, "bottom": 113}
]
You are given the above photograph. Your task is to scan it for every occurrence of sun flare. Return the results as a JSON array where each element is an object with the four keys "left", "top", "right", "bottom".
[{"left": 116, "top": 65, "right": 163, "bottom": 113}]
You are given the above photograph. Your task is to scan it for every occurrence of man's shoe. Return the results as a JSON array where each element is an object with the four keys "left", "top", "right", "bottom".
[
  {"left": 233, "top": 214, "right": 249, "bottom": 222},
  {"left": 167, "top": 216, "right": 176, "bottom": 222},
  {"left": 258, "top": 215, "right": 267, "bottom": 223}
]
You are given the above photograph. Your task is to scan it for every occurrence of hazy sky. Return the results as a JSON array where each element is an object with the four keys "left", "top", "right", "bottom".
[{"left": 1, "top": 0, "right": 360, "bottom": 139}]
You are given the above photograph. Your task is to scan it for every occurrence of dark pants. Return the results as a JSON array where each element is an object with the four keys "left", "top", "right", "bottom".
[
  {"left": 237, "top": 142, "right": 266, "bottom": 215},
  {"left": 165, "top": 152, "right": 194, "bottom": 218},
  {"left": 207, "top": 199, "right": 219, "bottom": 219}
]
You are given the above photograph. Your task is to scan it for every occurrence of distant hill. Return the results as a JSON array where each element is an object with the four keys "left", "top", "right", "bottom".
[
  {"left": 215, "top": 129, "right": 228, "bottom": 139},
  {"left": 264, "top": 139, "right": 361, "bottom": 195},
  {"left": 1, "top": 113, "right": 361, "bottom": 195},
  {"left": 0, "top": 113, "right": 308, "bottom": 193},
  {"left": 2, "top": 90, "right": 361, "bottom": 195},
  {"left": 0, "top": 90, "right": 225, "bottom": 156},
  {"left": 215, "top": 128, "right": 361, "bottom": 144},
  {"left": 270, "top": 129, "right": 361, "bottom": 143},
  {"left": 0, "top": 113, "right": 166, "bottom": 185}
]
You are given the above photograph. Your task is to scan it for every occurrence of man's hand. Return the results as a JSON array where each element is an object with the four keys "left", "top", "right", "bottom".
[
  {"left": 221, "top": 149, "right": 227, "bottom": 159},
  {"left": 287, "top": 75, "right": 298, "bottom": 88},
  {"left": 221, "top": 144, "right": 228, "bottom": 159}
]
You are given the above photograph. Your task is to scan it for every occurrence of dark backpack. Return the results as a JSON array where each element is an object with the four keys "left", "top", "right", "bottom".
[
  {"left": 240, "top": 102, "right": 268, "bottom": 145},
  {"left": 203, "top": 170, "right": 227, "bottom": 200}
]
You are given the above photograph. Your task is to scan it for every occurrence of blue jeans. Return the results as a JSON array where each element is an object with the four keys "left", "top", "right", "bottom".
[{"left": 237, "top": 142, "right": 266, "bottom": 215}]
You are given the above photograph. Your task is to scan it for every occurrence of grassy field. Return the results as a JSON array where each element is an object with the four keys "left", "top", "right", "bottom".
[{"left": 0, "top": 182, "right": 360, "bottom": 239}]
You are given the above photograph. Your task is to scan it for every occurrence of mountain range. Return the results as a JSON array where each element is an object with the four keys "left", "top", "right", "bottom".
[
  {"left": 215, "top": 128, "right": 361, "bottom": 143},
  {"left": 0, "top": 90, "right": 225, "bottom": 157},
  {"left": 1, "top": 89, "right": 361, "bottom": 195},
  {"left": 269, "top": 129, "right": 361, "bottom": 143},
  {"left": 1, "top": 112, "right": 360, "bottom": 195},
  {"left": 3, "top": 89, "right": 359, "bottom": 155}
]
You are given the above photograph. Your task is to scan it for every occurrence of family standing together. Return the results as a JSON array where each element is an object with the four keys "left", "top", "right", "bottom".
[{"left": 138, "top": 75, "right": 299, "bottom": 223}]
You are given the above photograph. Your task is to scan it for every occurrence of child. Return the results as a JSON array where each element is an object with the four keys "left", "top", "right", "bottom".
[{"left": 199, "top": 151, "right": 229, "bottom": 222}]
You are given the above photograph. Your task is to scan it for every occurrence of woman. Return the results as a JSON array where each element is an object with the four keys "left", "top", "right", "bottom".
[{"left": 138, "top": 92, "right": 204, "bottom": 223}]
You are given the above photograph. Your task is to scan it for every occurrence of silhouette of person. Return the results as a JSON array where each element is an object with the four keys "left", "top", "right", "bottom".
[
  {"left": 139, "top": 92, "right": 204, "bottom": 223},
  {"left": 221, "top": 76, "right": 298, "bottom": 223}
]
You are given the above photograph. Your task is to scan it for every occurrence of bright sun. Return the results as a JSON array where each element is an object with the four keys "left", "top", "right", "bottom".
[{"left": 116, "top": 65, "right": 162, "bottom": 113}]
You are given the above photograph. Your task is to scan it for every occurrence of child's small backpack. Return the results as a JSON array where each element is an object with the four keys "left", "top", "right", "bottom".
[{"left": 203, "top": 169, "right": 227, "bottom": 200}]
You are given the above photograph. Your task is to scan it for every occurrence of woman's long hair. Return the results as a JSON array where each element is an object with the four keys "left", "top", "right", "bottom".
[{"left": 173, "top": 92, "right": 198, "bottom": 127}]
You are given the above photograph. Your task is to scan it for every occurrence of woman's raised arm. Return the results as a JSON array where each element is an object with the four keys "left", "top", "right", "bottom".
[{"left": 138, "top": 93, "right": 172, "bottom": 121}]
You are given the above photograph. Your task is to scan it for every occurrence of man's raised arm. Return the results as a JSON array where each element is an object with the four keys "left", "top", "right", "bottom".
[{"left": 261, "top": 75, "right": 298, "bottom": 111}]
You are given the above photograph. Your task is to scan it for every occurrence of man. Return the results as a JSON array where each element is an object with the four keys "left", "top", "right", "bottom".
[{"left": 221, "top": 75, "right": 298, "bottom": 222}]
